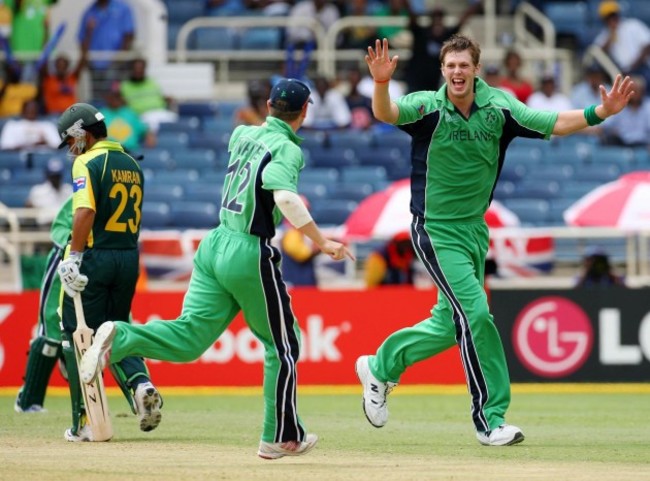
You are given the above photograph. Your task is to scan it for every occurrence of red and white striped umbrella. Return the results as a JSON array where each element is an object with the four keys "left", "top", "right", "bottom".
[
  {"left": 564, "top": 171, "right": 650, "bottom": 229},
  {"left": 343, "top": 179, "right": 519, "bottom": 239}
]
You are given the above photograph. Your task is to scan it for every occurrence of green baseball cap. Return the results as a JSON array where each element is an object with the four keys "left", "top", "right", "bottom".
[{"left": 57, "top": 102, "right": 105, "bottom": 149}]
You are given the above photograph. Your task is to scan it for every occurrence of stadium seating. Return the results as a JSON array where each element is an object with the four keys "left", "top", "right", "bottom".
[
  {"left": 311, "top": 199, "right": 358, "bottom": 226},
  {"left": 0, "top": 185, "right": 31, "bottom": 207},
  {"left": 169, "top": 201, "right": 220, "bottom": 229},
  {"left": 141, "top": 201, "right": 172, "bottom": 230}
]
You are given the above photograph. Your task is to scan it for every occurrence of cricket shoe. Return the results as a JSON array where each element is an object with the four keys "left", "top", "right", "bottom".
[
  {"left": 257, "top": 433, "right": 318, "bottom": 460},
  {"left": 134, "top": 382, "right": 163, "bottom": 432},
  {"left": 355, "top": 355, "right": 396, "bottom": 428},
  {"left": 14, "top": 390, "right": 47, "bottom": 413},
  {"left": 64, "top": 424, "right": 94, "bottom": 442},
  {"left": 80, "top": 321, "right": 116, "bottom": 384},
  {"left": 476, "top": 424, "right": 525, "bottom": 446}
]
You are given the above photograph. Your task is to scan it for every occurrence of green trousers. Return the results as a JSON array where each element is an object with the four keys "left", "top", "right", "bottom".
[
  {"left": 369, "top": 219, "right": 511, "bottom": 432},
  {"left": 109, "top": 226, "right": 307, "bottom": 443}
]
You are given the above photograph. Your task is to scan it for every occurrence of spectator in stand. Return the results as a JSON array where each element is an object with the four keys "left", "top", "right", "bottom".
[
  {"left": 373, "top": 0, "right": 411, "bottom": 48},
  {"left": 526, "top": 73, "right": 573, "bottom": 112},
  {"left": 345, "top": 67, "right": 376, "bottom": 130},
  {"left": 78, "top": 0, "right": 135, "bottom": 97},
  {"left": 601, "top": 75, "right": 650, "bottom": 147},
  {"left": 364, "top": 232, "right": 417, "bottom": 288},
  {"left": 242, "top": 0, "right": 295, "bottom": 16},
  {"left": 0, "top": 60, "right": 37, "bottom": 117},
  {"left": 575, "top": 246, "right": 624, "bottom": 287},
  {"left": 119, "top": 58, "right": 178, "bottom": 133},
  {"left": 594, "top": 1, "right": 650, "bottom": 88},
  {"left": 286, "top": 0, "right": 339, "bottom": 48},
  {"left": 102, "top": 88, "right": 156, "bottom": 153},
  {"left": 38, "top": 52, "right": 87, "bottom": 115},
  {"left": 338, "top": 0, "right": 377, "bottom": 50},
  {"left": 404, "top": 1, "right": 482, "bottom": 93},
  {"left": 234, "top": 78, "right": 272, "bottom": 127},
  {"left": 483, "top": 64, "right": 515, "bottom": 96},
  {"left": 0, "top": 99, "right": 60, "bottom": 150},
  {"left": 499, "top": 49, "right": 534, "bottom": 103},
  {"left": 303, "top": 75, "right": 351, "bottom": 129},
  {"left": 25, "top": 158, "right": 73, "bottom": 227},
  {"left": 8, "top": 0, "right": 54, "bottom": 57},
  {"left": 571, "top": 64, "right": 610, "bottom": 109}
]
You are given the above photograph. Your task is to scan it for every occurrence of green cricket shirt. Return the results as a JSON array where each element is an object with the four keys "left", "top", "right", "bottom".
[
  {"left": 71, "top": 140, "right": 143, "bottom": 249},
  {"left": 395, "top": 77, "right": 558, "bottom": 223},
  {"left": 50, "top": 195, "right": 73, "bottom": 249},
  {"left": 220, "top": 116, "right": 304, "bottom": 238}
]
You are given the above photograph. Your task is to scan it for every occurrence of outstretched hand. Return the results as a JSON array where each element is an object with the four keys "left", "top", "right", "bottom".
[
  {"left": 365, "top": 38, "right": 399, "bottom": 83},
  {"left": 600, "top": 74, "right": 635, "bottom": 117},
  {"left": 320, "top": 239, "right": 356, "bottom": 262}
]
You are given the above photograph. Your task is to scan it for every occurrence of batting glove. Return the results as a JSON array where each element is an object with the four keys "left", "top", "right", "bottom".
[{"left": 57, "top": 252, "right": 89, "bottom": 297}]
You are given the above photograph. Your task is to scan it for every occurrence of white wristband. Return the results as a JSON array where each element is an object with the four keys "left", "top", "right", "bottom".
[{"left": 273, "top": 190, "right": 313, "bottom": 228}]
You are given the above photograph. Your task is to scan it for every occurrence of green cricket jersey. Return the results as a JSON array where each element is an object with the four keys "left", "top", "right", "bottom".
[
  {"left": 395, "top": 77, "right": 558, "bottom": 223},
  {"left": 220, "top": 116, "right": 304, "bottom": 238},
  {"left": 71, "top": 140, "right": 143, "bottom": 249},
  {"left": 50, "top": 195, "right": 73, "bottom": 249}
]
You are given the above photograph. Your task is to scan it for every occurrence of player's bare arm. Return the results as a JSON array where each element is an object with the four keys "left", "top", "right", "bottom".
[
  {"left": 553, "top": 74, "right": 635, "bottom": 135},
  {"left": 366, "top": 38, "right": 400, "bottom": 124},
  {"left": 299, "top": 222, "right": 355, "bottom": 262}
]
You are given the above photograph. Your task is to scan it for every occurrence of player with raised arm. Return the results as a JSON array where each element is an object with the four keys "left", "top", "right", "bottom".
[
  {"left": 355, "top": 35, "right": 634, "bottom": 445},
  {"left": 56, "top": 103, "right": 162, "bottom": 441},
  {"left": 80, "top": 79, "right": 354, "bottom": 458}
]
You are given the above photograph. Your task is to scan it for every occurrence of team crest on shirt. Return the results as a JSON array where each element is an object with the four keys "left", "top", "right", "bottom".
[
  {"left": 484, "top": 111, "right": 497, "bottom": 124},
  {"left": 73, "top": 177, "right": 86, "bottom": 192}
]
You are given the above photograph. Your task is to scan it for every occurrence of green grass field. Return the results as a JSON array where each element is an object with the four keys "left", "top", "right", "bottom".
[{"left": 1, "top": 385, "right": 649, "bottom": 481}]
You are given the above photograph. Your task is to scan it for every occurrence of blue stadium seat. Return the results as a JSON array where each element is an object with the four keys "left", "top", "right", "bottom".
[
  {"left": 203, "top": 117, "right": 236, "bottom": 135},
  {"left": 137, "top": 148, "right": 173, "bottom": 171},
  {"left": 299, "top": 167, "right": 339, "bottom": 184},
  {"left": 28, "top": 152, "right": 65, "bottom": 171},
  {"left": 166, "top": 0, "right": 205, "bottom": 24},
  {"left": 298, "top": 181, "right": 330, "bottom": 202},
  {"left": 240, "top": 28, "right": 282, "bottom": 50},
  {"left": 544, "top": 2, "right": 591, "bottom": 47},
  {"left": 502, "top": 198, "right": 551, "bottom": 226},
  {"left": 178, "top": 102, "right": 220, "bottom": 119},
  {"left": 512, "top": 180, "right": 562, "bottom": 199},
  {"left": 506, "top": 146, "right": 544, "bottom": 164},
  {"left": 156, "top": 132, "right": 189, "bottom": 150},
  {"left": 329, "top": 183, "right": 374, "bottom": 202},
  {"left": 150, "top": 169, "right": 199, "bottom": 185},
  {"left": 572, "top": 162, "right": 621, "bottom": 183},
  {"left": 171, "top": 148, "right": 219, "bottom": 171},
  {"left": 300, "top": 130, "right": 328, "bottom": 151},
  {"left": 169, "top": 201, "right": 220, "bottom": 229},
  {"left": 0, "top": 151, "right": 27, "bottom": 170},
  {"left": 0, "top": 185, "right": 31, "bottom": 207},
  {"left": 587, "top": 147, "right": 635, "bottom": 164},
  {"left": 158, "top": 117, "right": 201, "bottom": 134},
  {"left": 309, "top": 147, "right": 358, "bottom": 169},
  {"left": 141, "top": 201, "right": 171, "bottom": 230},
  {"left": 549, "top": 197, "right": 577, "bottom": 225},
  {"left": 144, "top": 184, "right": 183, "bottom": 203},
  {"left": 562, "top": 181, "right": 602, "bottom": 200},
  {"left": 0, "top": 168, "right": 11, "bottom": 184},
  {"left": 500, "top": 161, "right": 528, "bottom": 182},
  {"left": 527, "top": 164, "right": 575, "bottom": 182},
  {"left": 340, "top": 166, "right": 387, "bottom": 187},
  {"left": 11, "top": 168, "right": 45, "bottom": 185},
  {"left": 182, "top": 183, "right": 223, "bottom": 203},
  {"left": 493, "top": 180, "right": 516, "bottom": 200},
  {"left": 193, "top": 28, "right": 238, "bottom": 50},
  {"left": 372, "top": 129, "right": 411, "bottom": 150},
  {"left": 327, "top": 130, "right": 375, "bottom": 151},
  {"left": 189, "top": 131, "right": 229, "bottom": 151},
  {"left": 311, "top": 199, "right": 358, "bottom": 226}
]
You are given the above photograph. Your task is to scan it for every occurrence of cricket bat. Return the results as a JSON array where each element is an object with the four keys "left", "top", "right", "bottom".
[{"left": 73, "top": 294, "right": 113, "bottom": 442}]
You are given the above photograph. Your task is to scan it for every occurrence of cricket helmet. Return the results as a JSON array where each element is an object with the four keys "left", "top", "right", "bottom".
[{"left": 57, "top": 103, "right": 105, "bottom": 149}]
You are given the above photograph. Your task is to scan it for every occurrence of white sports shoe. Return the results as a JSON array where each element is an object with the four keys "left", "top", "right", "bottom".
[
  {"left": 64, "top": 424, "right": 94, "bottom": 442},
  {"left": 355, "top": 355, "right": 396, "bottom": 428},
  {"left": 14, "top": 390, "right": 47, "bottom": 413},
  {"left": 476, "top": 424, "right": 525, "bottom": 446},
  {"left": 80, "top": 321, "right": 116, "bottom": 384},
  {"left": 133, "top": 382, "right": 163, "bottom": 432},
  {"left": 257, "top": 433, "right": 318, "bottom": 460}
]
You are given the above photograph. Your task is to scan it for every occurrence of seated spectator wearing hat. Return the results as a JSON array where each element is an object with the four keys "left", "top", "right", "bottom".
[
  {"left": 526, "top": 74, "right": 573, "bottom": 112},
  {"left": 102, "top": 88, "right": 156, "bottom": 153},
  {"left": 575, "top": 246, "right": 624, "bottom": 288},
  {"left": 571, "top": 64, "right": 611, "bottom": 109},
  {"left": 364, "top": 232, "right": 417, "bottom": 288},
  {"left": 593, "top": 1, "right": 650, "bottom": 87},
  {"left": 25, "top": 158, "right": 73, "bottom": 227},
  {"left": 483, "top": 64, "right": 515, "bottom": 96},
  {"left": 0, "top": 99, "right": 60, "bottom": 151}
]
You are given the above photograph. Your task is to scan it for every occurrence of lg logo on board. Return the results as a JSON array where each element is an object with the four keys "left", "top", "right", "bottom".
[{"left": 512, "top": 297, "right": 593, "bottom": 378}]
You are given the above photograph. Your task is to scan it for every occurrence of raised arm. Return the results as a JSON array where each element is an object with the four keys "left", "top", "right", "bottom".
[
  {"left": 553, "top": 74, "right": 635, "bottom": 136},
  {"left": 365, "top": 38, "right": 400, "bottom": 124}
]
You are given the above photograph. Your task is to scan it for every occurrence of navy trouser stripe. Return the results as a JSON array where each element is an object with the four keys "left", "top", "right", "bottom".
[
  {"left": 38, "top": 247, "right": 63, "bottom": 337},
  {"left": 410, "top": 217, "right": 490, "bottom": 432},
  {"left": 259, "top": 238, "right": 303, "bottom": 442}
]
